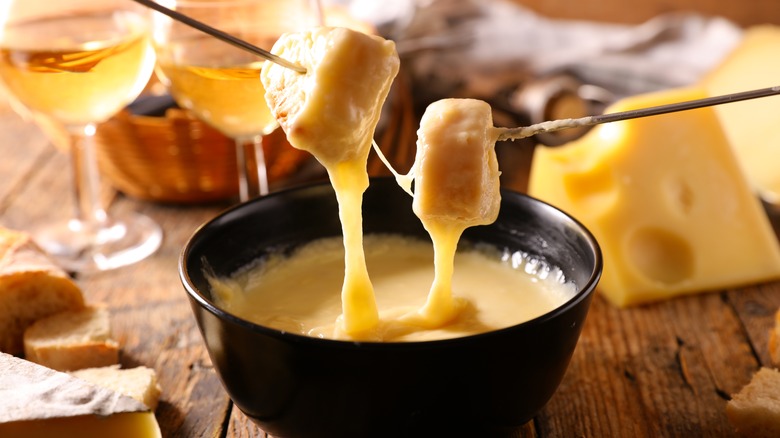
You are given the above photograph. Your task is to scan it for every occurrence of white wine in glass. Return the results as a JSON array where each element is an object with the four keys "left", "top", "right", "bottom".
[
  {"left": 153, "top": 0, "right": 321, "bottom": 201},
  {"left": 0, "top": 0, "right": 162, "bottom": 272}
]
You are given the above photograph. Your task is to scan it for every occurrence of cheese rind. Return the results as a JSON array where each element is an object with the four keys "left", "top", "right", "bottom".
[
  {"left": 0, "top": 352, "right": 160, "bottom": 438},
  {"left": 702, "top": 25, "right": 780, "bottom": 204},
  {"left": 528, "top": 87, "right": 780, "bottom": 307},
  {"left": 0, "top": 352, "right": 148, "bottom": 421},
  {"left": 70, "top": 365, "right": 161, "bottom": 411}
]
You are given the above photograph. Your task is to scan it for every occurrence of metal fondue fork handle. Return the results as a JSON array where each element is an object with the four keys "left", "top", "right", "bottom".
[
  {"left": 497, "top": 85, "right": 780, "bottom": 144},
  {"left": 131, "top": 0, "right": 307, "bottom": 74}
]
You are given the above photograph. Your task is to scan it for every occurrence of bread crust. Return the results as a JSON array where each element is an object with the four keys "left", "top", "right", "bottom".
[
  {"left": 23, "top": 306, "right": 119, "bottom": 371},
  {"left": 727, "top": 367, "right": 780, "bottom": 437},
  {"left": 0, "top": 227, "right": 84, "bottom": 355},
  {"left": 770, "top": 309, "right": 780, "bottom": 367}
]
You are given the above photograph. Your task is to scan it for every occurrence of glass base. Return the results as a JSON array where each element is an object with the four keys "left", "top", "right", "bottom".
[{"left": 34, "top": 212, "right": 163, "bottom": 274}]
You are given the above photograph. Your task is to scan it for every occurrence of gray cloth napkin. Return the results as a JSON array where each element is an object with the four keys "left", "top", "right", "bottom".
[{"left": 331, "top": 0, "right": 743, "bottom": 100}]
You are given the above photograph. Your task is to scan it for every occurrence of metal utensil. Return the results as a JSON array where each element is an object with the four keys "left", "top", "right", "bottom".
[
  {"left": 131, "top": 0, "right": 307, "bottom": 73},
  {"left": 497, "top": 85, "right": 780, "bottom": 143}
]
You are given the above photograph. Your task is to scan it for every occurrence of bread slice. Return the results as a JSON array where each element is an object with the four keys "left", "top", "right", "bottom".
[
  {"left": 726, "top": 367, "right": 780, "bottom": 437},
  {"left": 71, "top": 365, "right": 162, "bottom": 411},
  {"left": 0, "top": 226, "right": 85, "bottom": 355},
  {"left": 769, "top": 309, "right": 780, "bottom": 367},
  {"left": 23, "top": 305, "right": 119, "bottom": 371}
]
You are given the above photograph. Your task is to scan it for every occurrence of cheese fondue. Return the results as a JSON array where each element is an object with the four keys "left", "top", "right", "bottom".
[
  {"left": 209, "top": 235, "right": 577, "bottom": 342},
  {"left": 261, "top": 27, "right": 400, "bottom": 338},
  {"left": 260, "top": 26, "right": 555, "bottom": 341}
]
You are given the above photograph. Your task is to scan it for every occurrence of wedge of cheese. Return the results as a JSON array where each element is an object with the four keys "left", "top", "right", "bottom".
[
  {"left": 702, "top": 25, "right": 780, "bottom": 205},
  {"left": 261, "top": 26, "right": 399, "bottom": 167},
  {"left": 413, "top": 98, "right": 501, "bottom": 226},
  {"left": 528, "top": 87, "right": 780, "bottom": 307},
  {"left": 0, "top": 352, "right": 161, "bottom": 438},
  {"left": 70, "top": 365, "right": 162, "bottom": 411}
]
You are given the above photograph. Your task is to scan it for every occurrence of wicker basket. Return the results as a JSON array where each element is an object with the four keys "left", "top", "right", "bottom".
[{"left": 94, "top": 73, "right": 416, "bottom": 203}]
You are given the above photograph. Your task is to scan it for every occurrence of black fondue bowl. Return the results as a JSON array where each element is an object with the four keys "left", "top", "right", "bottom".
[{"left": 180, "top": 177, "right": 602, "bottom": 438}]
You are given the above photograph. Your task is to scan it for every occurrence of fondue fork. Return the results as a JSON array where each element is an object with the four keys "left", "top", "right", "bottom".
[
  {"left": 497, "top": 85, "right": 780, "bottom": 143},
  {"left": 131, "top": 0, "right": 780, "bottom": 146},
  {"left": 131, "top": 0, "right": 307, "bottom": 73}
]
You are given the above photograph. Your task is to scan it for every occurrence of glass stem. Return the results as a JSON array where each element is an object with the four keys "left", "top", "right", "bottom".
[
  {"left": 235, "top": 135, "right": 269, "bottom": 202},
  {"left": 311, "top": 0, "right": 324, "bottom": 25},
  {"left": 67, "top": 123, "right": 108, "bottom": 232}
]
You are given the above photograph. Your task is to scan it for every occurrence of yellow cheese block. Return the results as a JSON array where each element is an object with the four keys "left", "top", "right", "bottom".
[
  {"left": 702, "top": 25, "right": 780, "bottom": 204},
  {"left": 0, "top": 413, "right": 160, "bottom": 438},
  {"left": 528, "top": 87, "right": 780, "bottom": 307},
  {"left": 0, "top": 352, "right": 161, "bottom": 438}
]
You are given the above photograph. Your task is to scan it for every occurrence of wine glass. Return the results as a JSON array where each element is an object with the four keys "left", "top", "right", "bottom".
[
  {"left": 152, "top": 0, "right": 321, "bottom": 201},
  {"left": 0, "top": 0, "right": 162, "bottom": 273}
]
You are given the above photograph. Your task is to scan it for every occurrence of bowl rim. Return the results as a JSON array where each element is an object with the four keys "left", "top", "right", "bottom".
[{"left": 178, "top": 178, "right": 603, "bottom": 349}]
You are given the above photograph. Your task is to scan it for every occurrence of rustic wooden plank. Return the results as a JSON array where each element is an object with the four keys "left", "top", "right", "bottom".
[
  {"left": 79, "top": 200, "right": 224, "bottom": 304},
  {"left": 535, "top": 291, "right": 758, "bottom": 437},
  {"left": 0, "top": 137, "right": 76, "bottom": 231},
  {"left": 108, "top": 292, "right": 229, "bottom": 437},
  {"left": 228, "top": 409, "right": 270, "bottom": 438},
  {"left": 0, "top": 117, "right": 55, "bottom": 215},
  {"left": 726, "top": 281, "right": 780, "bottom": 368},
  {"left": 154, "top": 344, "right": 231, "bottom": 438},
  {"left": 79, "top": 196, "right": 233, "bottom": 437}
]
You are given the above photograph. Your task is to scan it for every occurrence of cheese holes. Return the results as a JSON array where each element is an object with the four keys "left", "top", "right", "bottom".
[
  {"left": 664, "top": 177, "right": 695, "bottom": 216},
  {"left": 625, "top": 227, "right": 694, "bottom": 285}
]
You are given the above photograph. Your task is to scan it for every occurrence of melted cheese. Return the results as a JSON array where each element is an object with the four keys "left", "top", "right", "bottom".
[
  {"left": 210, "top": 235, "right": 576, "bottom": 342},
  {"left": 260, "top": 29, "right": 531, "bottom": 340},
  {"left": 406, "top": 98, "right": 501, "bottom": 327},
  {"left": 261, "top": 27, "right": 399, "bottom": 338}
]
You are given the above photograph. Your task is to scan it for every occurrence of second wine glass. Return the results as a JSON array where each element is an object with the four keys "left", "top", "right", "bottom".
[{"left": 152, "top": 0, "right": 321, "bottom": 201}]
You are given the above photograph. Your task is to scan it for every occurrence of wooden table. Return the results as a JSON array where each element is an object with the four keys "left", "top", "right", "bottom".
[{"left": 2, "top": 97, "right": 780, "bottom": 437}]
